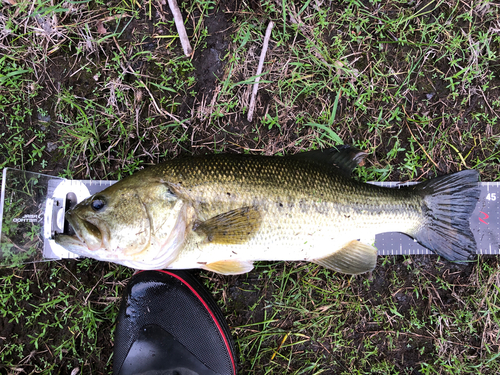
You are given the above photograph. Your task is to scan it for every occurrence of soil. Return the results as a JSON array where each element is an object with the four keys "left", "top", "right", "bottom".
[
  {"left": 1, "top": 1, "right": 499, "bottom": 374},
  {"left": 2, "top": 257, "right": 495, "bottom": 374}
]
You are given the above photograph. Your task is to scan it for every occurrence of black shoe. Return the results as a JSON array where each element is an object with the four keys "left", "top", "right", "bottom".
[{"left": 113, "top": 270, "right": 237, "bottom": 375}]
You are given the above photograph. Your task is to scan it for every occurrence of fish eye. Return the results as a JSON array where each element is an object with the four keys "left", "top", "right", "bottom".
[{"left": 91, "top": 197, "right": 106, "bottom": 211}]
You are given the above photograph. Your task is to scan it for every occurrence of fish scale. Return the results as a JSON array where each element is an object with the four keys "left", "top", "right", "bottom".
[
  {"left": 51, "top": 152, "right": 478, "bottom": 274},
  {"left": 41, "top": 179, "right": 497, "bottom": 259},
  {"left": 154, "top": 155, "right": 421, "bottom": 243},
  {"left": 1, "top": 150, "right": 496, "bottom": 271}
]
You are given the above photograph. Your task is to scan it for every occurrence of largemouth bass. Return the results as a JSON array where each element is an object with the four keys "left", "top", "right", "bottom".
[{"left": 55, "top": 146, "right": 480, "bottom": 275}]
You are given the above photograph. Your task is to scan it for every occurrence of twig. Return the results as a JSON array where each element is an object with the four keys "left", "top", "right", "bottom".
[
  {"left": 167, "top": 0, "right": 193, "bottom": 57},
  {"left": 247, "top": 21, "right": 274, "bottom": 122}
]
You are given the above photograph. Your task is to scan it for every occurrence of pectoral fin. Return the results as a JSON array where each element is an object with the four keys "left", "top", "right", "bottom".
[
  {"left": 202, "top": 260, "right": 254, "bottom": 275},
  {"left": 193, "top": 206, "right": 261, "bottom": 245},
  {"left": 312, "top": 240, "right": 377, "bottom": 275}
]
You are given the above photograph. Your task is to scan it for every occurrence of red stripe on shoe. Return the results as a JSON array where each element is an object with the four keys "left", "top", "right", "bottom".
[{"left": 137, "top": 270, "right": 237, "bottom": 375}]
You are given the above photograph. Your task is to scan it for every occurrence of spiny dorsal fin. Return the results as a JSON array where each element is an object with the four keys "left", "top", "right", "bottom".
[
  {"left": 202, "top": 260, "right": 254, "bottom": 275},
  {"left": 193, "top": 206, "right": 261, "bottom": 245},
  {"left": 290, "top": 145, "right": 367, "bottom": 176},
  {"left": 312, "top": 240, "right": 377, "bottom": 275}
]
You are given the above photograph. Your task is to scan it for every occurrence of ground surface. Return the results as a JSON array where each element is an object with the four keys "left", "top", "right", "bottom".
[{"left": 1, "top": 0, "right": 500, "bottom": 374}]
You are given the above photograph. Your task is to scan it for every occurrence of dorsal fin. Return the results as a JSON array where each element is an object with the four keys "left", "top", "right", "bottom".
[{"left": 290, "top": 145, "right": 367, "bottom": 176}]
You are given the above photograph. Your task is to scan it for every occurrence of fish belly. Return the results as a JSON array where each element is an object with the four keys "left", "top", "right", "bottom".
[{"left": 168, "top": 204, "right": 421, "bottom": 269}]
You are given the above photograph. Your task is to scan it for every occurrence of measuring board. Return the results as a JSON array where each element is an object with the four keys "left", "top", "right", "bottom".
[
  {"left": 1, "top": 168, "right": 499, "bottom": 265},
  {"left": 371, "top": 181, "right": 500, "bottom": 256}
]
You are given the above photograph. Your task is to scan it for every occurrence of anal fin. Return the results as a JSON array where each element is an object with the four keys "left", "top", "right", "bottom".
[
  {"left": 202, "top": 260, "right": 254, "bottom": 275},
  {"left": 312, "top": 240, "right": 377, "bottom": 275}
]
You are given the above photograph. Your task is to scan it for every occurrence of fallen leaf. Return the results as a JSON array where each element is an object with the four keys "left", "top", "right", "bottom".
[{"left": 96, "top": 20, "right": 107, "bottom": 35}]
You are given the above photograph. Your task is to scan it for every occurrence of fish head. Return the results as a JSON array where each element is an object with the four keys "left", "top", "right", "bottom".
[{"left": 56, "top": 178, "right": 189, "bottom": 269}]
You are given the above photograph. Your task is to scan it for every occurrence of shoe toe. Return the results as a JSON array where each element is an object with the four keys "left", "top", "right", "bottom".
[{"left": 113, "top": 270, "right": 237, "bottom": 375}]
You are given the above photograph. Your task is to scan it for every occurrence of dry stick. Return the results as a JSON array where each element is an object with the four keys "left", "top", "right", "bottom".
[
  {"left": 167, "top": 0, "right": 193, "bottom": 57},
  {"left": 247, "top": 21, "right": 274, "bottom": 122}
]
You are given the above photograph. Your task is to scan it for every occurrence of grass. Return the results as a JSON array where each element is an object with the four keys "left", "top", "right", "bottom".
[
  {"left": 216, "top": 257, "right": 500, "bottom": 374},
  {"left": 1, "top": 0, "right": 500, "bottom": 373}
]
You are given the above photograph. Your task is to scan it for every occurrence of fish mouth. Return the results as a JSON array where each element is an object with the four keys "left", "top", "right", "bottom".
[
  {"left": 54, "top": 233, "right": 90, "bottom": 256},
  {"left": 65, "top": 211, "right": 104, "bottom": 251}
]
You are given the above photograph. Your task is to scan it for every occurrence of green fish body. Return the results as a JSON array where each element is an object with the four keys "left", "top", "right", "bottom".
[{"left": 55, "top": 147, "right": 480, "bottom": 275}]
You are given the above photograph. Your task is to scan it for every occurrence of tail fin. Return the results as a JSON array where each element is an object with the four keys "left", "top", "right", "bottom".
[{"left": 412, "top": 170, "right": 480, "bottom": 261}]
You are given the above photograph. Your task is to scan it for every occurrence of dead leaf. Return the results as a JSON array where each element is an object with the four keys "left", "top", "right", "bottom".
[{"left": 96, "top": 21, "right": 107, "bottom": 35}]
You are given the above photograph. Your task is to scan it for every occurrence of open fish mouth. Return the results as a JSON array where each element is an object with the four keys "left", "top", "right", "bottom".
[
  {"left": 65, "top": 211, "right": 104, "bottom": 251},
  {"left": 54, "top": 233, "right": 93, "bottom": 257},
  {"left": 54, "top": 233, "right": 123, "bottom": 262}
]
